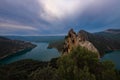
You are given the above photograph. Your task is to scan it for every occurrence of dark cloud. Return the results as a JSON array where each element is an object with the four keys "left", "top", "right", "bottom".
[
  {"left": 0, "top": 0, "right": 120, "bottom": 35},
  {"left": 0, "top": 0, "right": 49, "bottom": 24}
]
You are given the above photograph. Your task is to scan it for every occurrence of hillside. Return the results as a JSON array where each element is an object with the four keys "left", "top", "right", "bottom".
[
  {"left": 49, "top": 29, "right": 120, "bottom": 57},
  {"left": 0, "top": 36, "right": 36, "bottom": 59},
  {"left": 47, "top": 40, "right": 64, "bottom": 52},
  {"left": 0, "top": 47, "right": 120, "bottom": 80}
]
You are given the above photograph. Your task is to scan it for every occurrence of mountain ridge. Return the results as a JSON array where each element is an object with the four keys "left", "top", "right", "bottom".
[
  {"left": 63, "top": 29, "right": 100, "bottom": 58},
  {"left": 103, "top": 29, "right": 120, "bottom": 34},
  {"left": 63, "top": 29, "right": 120, "bottom": 57}
]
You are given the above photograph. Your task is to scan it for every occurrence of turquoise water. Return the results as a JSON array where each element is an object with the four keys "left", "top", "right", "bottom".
[
  {"left": 0, "top": 42, "right": 120, "bottom": 70},
  {"left": 101, "top": 51, "right": 120, "bottom": 70},
  {"left": 0, "top": 42, "right": 60, "bottom": 64}
]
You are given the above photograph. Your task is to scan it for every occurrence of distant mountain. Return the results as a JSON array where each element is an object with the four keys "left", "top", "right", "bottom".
[
  {"left": 49, "top": 29, "right": 120, "bottom": 57},
  {"left": 4, "top": 36, "right": 65, "bottom": 43},
  {"left": 103, "top": 29, "right": 120, "bottom": 34},
  {"left": 95, "top": 29, "right": 120, "bottom": 41},
  {"left": 0, "top": 36, "right": 36, "bottom": 59}
]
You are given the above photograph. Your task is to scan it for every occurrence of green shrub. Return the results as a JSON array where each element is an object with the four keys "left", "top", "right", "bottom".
[{"left": 56, "top": 46, "right": 120, "bottom": 80}]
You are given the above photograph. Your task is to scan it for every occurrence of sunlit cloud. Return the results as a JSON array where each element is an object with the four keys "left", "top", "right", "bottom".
[
  {"left": 0, "top": 0, "right": 120, "bottom": 35},
  {"left": 39, "top": 0, "right": 97, "bottom": 21}
]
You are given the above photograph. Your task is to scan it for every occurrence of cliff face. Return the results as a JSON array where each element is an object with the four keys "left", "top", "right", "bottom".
[
  {"left": 63, "top": 29, "right": 78, "bottom": 53},
  {"left": 63, "top": 29, "right": 99, "bottom": 57},
  {"left": 63, "top": 29, "right": 120, "bottom": 57}
]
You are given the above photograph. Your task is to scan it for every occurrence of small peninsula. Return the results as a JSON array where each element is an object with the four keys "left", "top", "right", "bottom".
[{"left": 0, "top": 36, "right": 36, "bottom": 60}]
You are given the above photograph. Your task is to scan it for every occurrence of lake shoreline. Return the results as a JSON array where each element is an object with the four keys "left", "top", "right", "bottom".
[
  {"left": 0, "top": 42, "right": 60, "bottom": 64},
  {"left": 0, "top": 48, "right": 34, "bottom": 61}
]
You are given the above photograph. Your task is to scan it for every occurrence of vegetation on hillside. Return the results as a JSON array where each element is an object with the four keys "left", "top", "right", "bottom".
[
  {"left": 56, "top": 47, "right": 120, "bottom": 80},
  {"left": 0, "top": 47, "right": 120, "bottom": 80},
  {"left": 0, "top": 36, "right": 36, "bottom": 59},
  {"left": 48, "top": 40, "right": 64, "bottom": 52}
]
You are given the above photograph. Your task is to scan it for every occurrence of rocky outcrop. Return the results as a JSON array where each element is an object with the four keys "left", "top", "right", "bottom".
[
  {"left": 0, "top": 36, "right": 36, "bottom": 60},
  {"left": 77, "top": 30, "right": 99, "bottom": 53},
  {"left": 63, "top": 29, "right": 120, "bottom": 58},
  {"left": 63, "top": 29, "right": 78, "bottom": 53},
  {"left": 63, "top": 29, "right": 99, "bottom": 57}
]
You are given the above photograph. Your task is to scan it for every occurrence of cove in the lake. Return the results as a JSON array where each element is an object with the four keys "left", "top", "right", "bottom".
[
  {"left": 0, "top": 42, "right": 60, "bottom": 64},
  {"left": 101, "top": 51, "right": 120, "bottom": 70},
  {"left": 0, "top": 42, "right": 120, "bottom": 70}
]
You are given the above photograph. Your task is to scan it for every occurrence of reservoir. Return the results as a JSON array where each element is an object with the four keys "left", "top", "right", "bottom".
[
  {"left": 0, "top": 42, "right": 120, "bottom": 70},
  {"left": 0, "top": 42, "right": 60, "bottom": 64},
  {"left": 101, "top": 51, "right": 120, "bottom": 70}
]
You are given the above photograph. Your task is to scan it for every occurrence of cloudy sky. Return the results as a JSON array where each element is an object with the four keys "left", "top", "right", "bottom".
[{"left": 0, "top": 0, "right": 120, "bottom": 35}]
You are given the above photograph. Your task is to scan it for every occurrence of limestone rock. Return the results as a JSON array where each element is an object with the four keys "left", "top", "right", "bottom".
[{"left": 63, "top": 29, "right": 100, "bottom": 58}]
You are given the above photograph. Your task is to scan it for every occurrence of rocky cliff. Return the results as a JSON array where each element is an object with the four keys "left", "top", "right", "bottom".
[
  {"left": 63, "top": 29, "right": 120, "bottom": 57},
  {"left": 63, "top": 29, "right": 99, "bottom": 57}
]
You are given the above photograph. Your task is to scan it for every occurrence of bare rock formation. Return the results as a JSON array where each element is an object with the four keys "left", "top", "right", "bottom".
[{"left": 63, "top": 29, "right": 99, "bottom": 58}]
